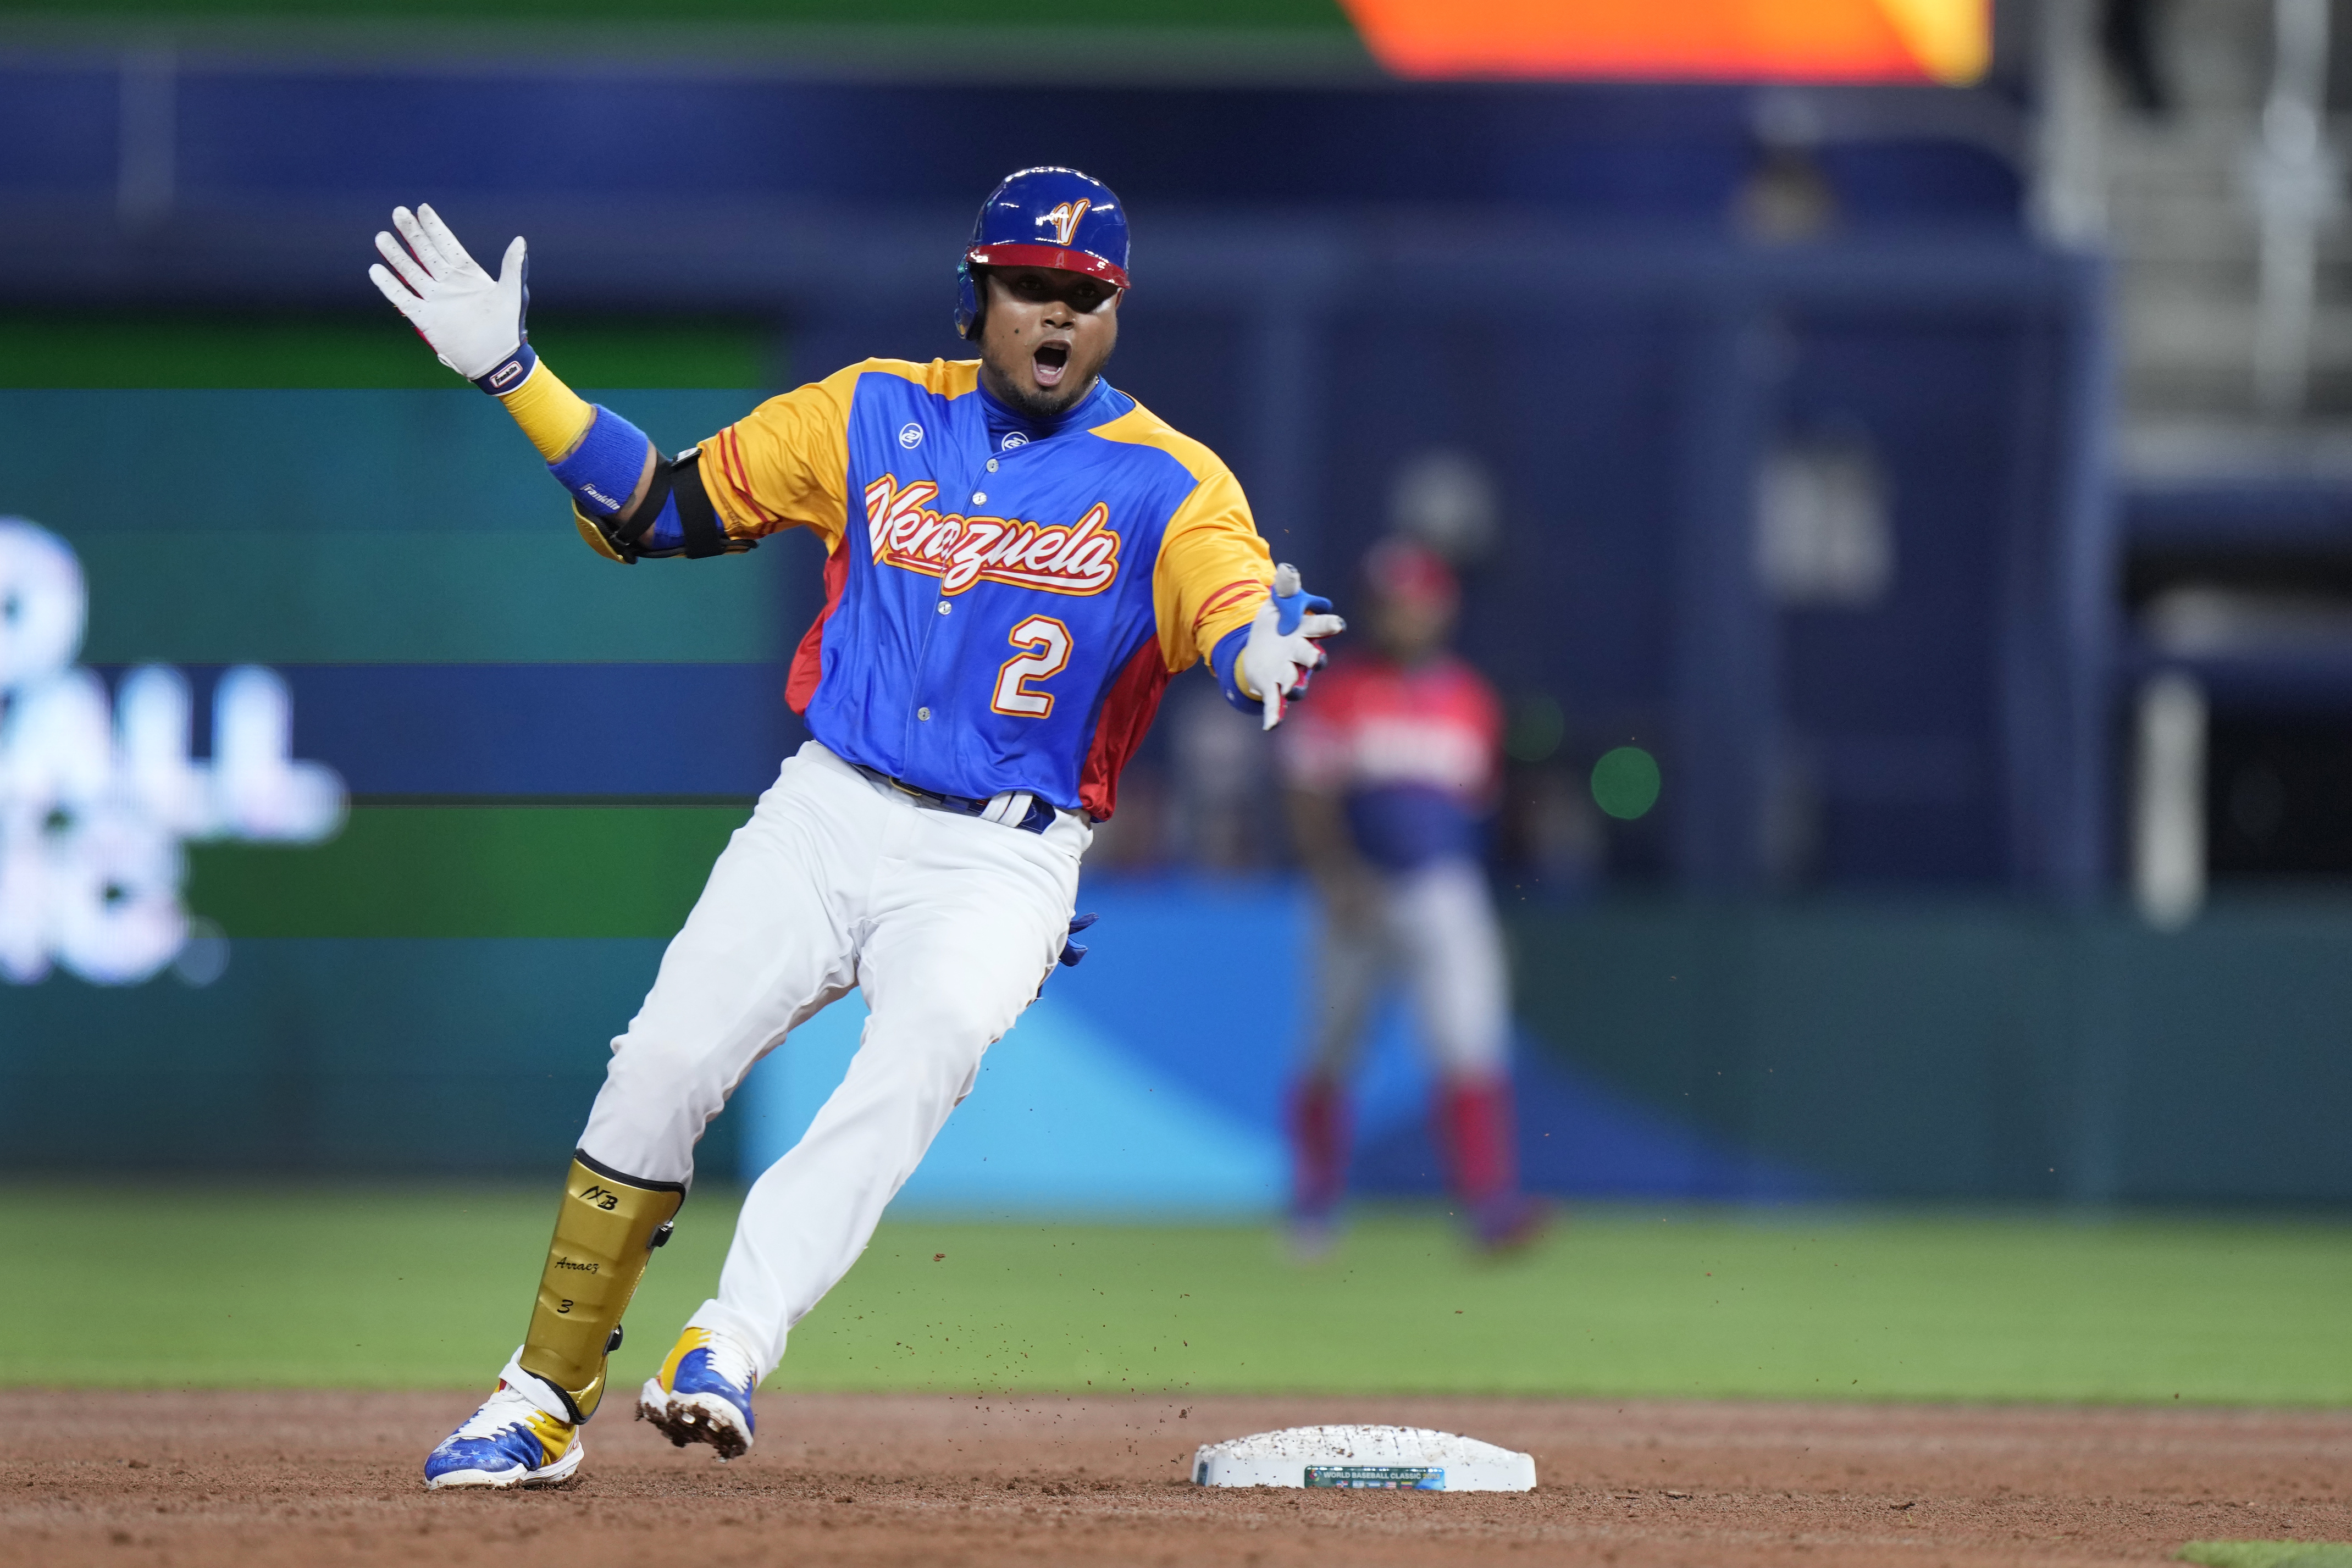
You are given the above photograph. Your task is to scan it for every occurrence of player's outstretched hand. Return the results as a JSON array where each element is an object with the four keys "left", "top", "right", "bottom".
[
  {"left": 1241, "top": 563, "right": 1346, "bottom": 730},
  {"left": 367, "top": 204, "right": 529, "bottom": 386}
]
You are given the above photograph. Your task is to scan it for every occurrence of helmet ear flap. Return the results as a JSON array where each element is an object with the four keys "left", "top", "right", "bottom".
[{"left": 955, "top": 258, "right": 986, "bottom": 341}]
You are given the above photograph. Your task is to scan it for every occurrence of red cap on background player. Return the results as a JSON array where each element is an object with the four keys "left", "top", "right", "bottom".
[{"left": 1362, "top": 537, "right": 1459, "bottom": 608}]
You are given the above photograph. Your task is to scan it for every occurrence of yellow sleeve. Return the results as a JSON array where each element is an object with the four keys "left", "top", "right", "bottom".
[
  {"left": 1088, "top": 401, "right": 1273, "bottom": 673},
  {"left": 696, "top": 361, "right": 866, "bottom": 551},
  {"left": 1153, "top": 463, "right": 1274, "bottom": 674},
  {"left": 498, "top": 359, "right": 596, "bottom": 460},
  {"left": 494, "top": 361, "right": 652, "bottom": 564}
]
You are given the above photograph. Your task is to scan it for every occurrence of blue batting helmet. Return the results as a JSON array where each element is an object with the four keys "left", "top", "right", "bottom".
[{"left": 954, "top": 166, "right": 1131, "bottom": 340}]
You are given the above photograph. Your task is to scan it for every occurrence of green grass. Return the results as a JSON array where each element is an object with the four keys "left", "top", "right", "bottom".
[
  {"left": 0, "top": 314, "right": 773, "bottom": 389},
  {"left": 4, "top": 1188, "right": 2350, "bottom": 1404},
  {"left": 2179, "top": 1546, "right": 2352, "bottom": 1568}
]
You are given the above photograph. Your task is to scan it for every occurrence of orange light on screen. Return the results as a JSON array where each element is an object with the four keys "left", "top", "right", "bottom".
[{"left": 1338, "top": 0, "right": 1990, "bottom": 86}]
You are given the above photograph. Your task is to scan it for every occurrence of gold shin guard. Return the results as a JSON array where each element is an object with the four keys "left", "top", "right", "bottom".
[{"left": 516, "top": 1152, "right": 684, "bottom": 1422}]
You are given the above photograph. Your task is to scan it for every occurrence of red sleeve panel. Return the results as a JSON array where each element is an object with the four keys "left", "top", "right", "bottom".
[
  {"left": 1078, "top": 638, "right": 1172, "bottom": 821},
  {"left": 785, "top": 542, "right": 852, "bottom": 716}
]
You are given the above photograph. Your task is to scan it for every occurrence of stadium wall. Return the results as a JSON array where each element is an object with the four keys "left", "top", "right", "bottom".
[{"left": 4, "top": 889, "right": 2350, "bottom": 1206}]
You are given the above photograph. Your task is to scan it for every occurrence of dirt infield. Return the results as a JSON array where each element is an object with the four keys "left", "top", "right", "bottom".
[{"left": 5, "top": 1390, "right": 2348, "bottom": 1567}]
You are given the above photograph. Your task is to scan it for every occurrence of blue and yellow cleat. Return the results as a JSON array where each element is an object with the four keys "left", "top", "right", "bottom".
[
  {"left": 423, "top": 1381, "right": 582, "bottom": 1490},
  {"left": 636, "top": 1327, "right": 757, "bottom": 1460}
]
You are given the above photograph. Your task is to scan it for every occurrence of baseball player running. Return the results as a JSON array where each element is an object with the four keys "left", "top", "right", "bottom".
[
  {"left": 368, "top": 167, "right": 1342, "bottom": 1489},
  {"left": 1279, "top": 539, "right": 1542, "bottom": 1255}
]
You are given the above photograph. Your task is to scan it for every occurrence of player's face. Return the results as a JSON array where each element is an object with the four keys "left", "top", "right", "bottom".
[
  {"left": 1371, "top": 591, "right": 1457, "bottom": 664},
  {"left": 977, "top": 265, "right": 1121, "bottom": 419}
]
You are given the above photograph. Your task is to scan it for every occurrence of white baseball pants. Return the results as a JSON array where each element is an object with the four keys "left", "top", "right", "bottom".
[
  {"left": 1305, "top": 856, "right": 1510, "bottom": 1079},
  {"left": 575, "top": 740, "right": 1086, "bottom": 1380}
]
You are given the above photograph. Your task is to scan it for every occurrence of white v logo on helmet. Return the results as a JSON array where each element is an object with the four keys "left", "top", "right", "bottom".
[{"left": 1035, "top": 200, "right": 1091, "bottom": 247}]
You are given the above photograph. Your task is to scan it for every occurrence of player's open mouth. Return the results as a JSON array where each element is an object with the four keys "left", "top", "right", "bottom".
[{"left": 1032, "top": 342, "right": 1070, "bottom": 389}]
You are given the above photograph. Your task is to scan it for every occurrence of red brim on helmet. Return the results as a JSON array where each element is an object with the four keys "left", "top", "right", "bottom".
[{"left": 965, "top": 242, "right": 1130, "bottom": 290}]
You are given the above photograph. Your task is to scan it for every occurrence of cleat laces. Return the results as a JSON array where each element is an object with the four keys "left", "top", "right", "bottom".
[
  {"left": 451, "top": 1384, "right": 563, "bottom": 1443},
  {"left": 692, "top": 1333, "right": 759, "bottom": 1397}
]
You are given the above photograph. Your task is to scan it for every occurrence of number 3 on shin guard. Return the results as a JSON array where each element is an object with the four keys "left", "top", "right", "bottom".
[{"left": 515, "top": 1152, "right": 684, "bottom": 1421}]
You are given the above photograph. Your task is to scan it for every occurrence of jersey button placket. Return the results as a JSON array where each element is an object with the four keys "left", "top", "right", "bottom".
[{"left": 903, "top": 442, "right": 981, "bottom": 756}]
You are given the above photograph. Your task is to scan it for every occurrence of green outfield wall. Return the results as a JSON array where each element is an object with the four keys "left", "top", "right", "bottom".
[
  {"left": 0, "top": 0, "right": 1366, "bottom": 74},
  {"left": 0, "top": 0, "right": 1354, "bottom": 30},
  {"left": 5, "top": 894, "right": 2350, "bottom": 1204},
  {"left": 1509, "top": 897, "right": 2352, "bottom": 1206}
]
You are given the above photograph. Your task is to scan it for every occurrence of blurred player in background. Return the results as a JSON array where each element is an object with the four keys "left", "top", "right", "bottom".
[{"left": 1280, "top": 538, "right": 1542, "bottom": 1255}]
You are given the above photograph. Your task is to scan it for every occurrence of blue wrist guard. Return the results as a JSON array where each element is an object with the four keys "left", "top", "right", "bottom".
[
  {"left": 577, "top": 447, "right": 741, "bottom": 565},
  {"left": 548, "top": 404, "right": 653, "bottom": 518},
  {"left": 1211, "top": 623, "right": 1257, "bottom": 716}
]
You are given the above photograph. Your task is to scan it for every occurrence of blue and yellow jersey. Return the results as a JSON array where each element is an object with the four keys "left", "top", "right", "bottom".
[{"left": 699, "top": 358, "right": 1271, "bottom": 818}]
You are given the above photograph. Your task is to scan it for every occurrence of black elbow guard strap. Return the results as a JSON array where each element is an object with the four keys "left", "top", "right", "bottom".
[
  {"left": 649, "top": 448, "right": 732, "bottom": 559},
  {"left": 575, "top": 446, "right": 746, "bottom": 564}
]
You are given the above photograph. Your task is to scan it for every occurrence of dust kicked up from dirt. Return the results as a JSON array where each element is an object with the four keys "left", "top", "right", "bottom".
[{"left": 5, "top": 1390, "right": 2348, "bottom": 1566}]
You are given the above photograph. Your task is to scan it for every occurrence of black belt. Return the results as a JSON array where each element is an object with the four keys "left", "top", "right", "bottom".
[{"left": 852, "top": 763, "right": 1058, "bottom": 835}]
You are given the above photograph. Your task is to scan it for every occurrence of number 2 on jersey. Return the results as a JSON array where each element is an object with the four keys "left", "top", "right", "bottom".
[{"left": 992, "top": 615, "right": 1073, "bottom": 717}]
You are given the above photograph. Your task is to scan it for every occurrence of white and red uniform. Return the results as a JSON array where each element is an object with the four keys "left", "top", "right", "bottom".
[{"left": 1279, "top": 648, "right": 1524, "bottom": 1230}]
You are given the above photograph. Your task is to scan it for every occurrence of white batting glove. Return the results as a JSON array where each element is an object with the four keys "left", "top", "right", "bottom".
[
  {"left": 1239, "top": 563, "right": 1346, "bottom": 730},
  {"left": 367, "top": 204, "right": 531, "bottom": 388}
]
